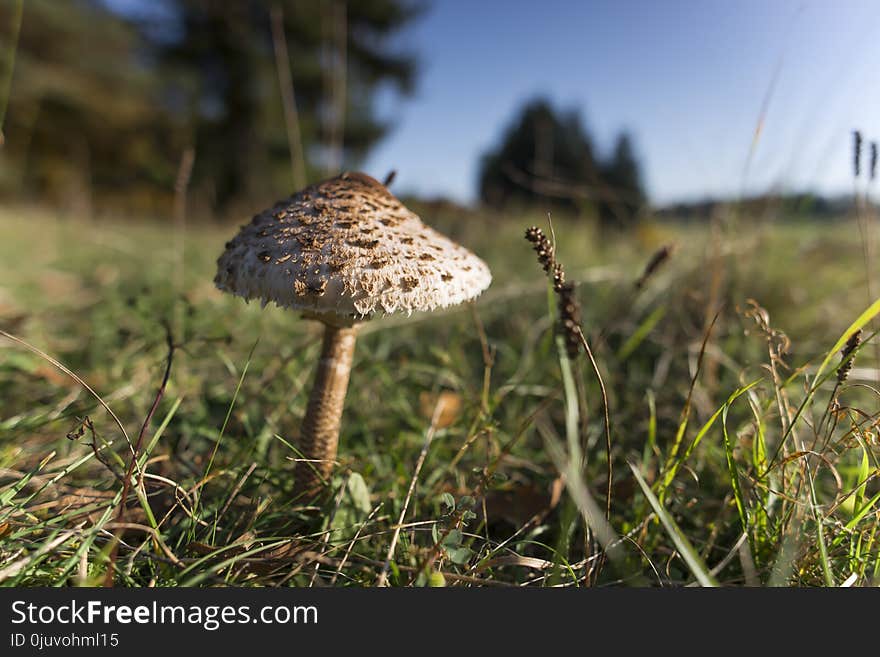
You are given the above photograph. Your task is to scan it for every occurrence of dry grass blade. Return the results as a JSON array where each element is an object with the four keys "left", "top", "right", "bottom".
[
  {"left": 216, "top": 461, "right": 258, "bottom": 525},
  {"left": 574, "top": 325, "right": 613, "bottom": 520},
  {"left": 330, "top": 502, "right": 383, "bottom": 586},
  {"left": 475, "top": 555, "right": 556, "bottom": 571},
  {"left": 658, "top": 311, "right": 720, "bottom": 501},
  {"left": 376, "top": 396, "right": 445, "bottom": 586},
  {"left": 270, "top": 3, "right": 307, "bottom": 189},
  {"left": 0, "top": 329, "right": 130, "bottom": 446},
  {"left": 0, "top": 525, "right": 82, "bottom": 582}
]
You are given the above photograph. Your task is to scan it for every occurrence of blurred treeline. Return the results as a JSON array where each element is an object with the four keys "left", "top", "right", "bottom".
[
  {"left": 475, "top": 98, "right": 855, "bottom": 226},
  {"left": 0, "top": 0, "right": 419, "bottom": 218}
]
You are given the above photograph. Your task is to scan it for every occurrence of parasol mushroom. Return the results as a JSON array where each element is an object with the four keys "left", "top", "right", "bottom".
[{"left": 214, "top": 172, "right": 491, "bottom": 495}]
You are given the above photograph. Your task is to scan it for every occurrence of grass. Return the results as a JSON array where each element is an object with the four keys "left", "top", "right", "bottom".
[{"left": 1, "top": 202, "right": 879, "bottom": 587}]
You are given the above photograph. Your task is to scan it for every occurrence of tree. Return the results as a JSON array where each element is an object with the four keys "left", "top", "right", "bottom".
[
  {"left": 599, "top": 132, "right": 646, "bottom": 225},
  {"left": 477, "top": 97, "right": 647, "bottom": 225},
  {"left": 147, "top": 0, "right": 421, "bottom": 210},
  {"left": 0, "top": 0, "right": 177, "bottom": 213},
  {"left": 478, "top": 98, "right": 599, "bottom": 214}
]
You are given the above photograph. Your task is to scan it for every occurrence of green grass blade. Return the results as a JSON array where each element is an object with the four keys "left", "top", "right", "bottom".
[
  {"left": 617, "top": 306, "right": 666, "bottom": 361},
  {"left": 854, "top": 447, "right": 870, "bottom": 520},
  {"left": 658, "top": 380, "right": 760, "bottom": 499},
  {"left": 721, "top": 403, "right": 749, "bottom": 540},
  {"left": 630, "top": 462, "right": 718, "bottom": 587},
  {"left": 206, "top": 339, "right": 259, "bottom": 479}
]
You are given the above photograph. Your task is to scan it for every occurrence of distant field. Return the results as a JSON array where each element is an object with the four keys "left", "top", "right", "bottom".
[{"left": 1, "top": 205, "right": 878, "bottom": 586}]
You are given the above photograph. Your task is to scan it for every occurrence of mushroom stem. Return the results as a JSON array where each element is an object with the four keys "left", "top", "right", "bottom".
[{"left": 295, "top": 323, "right": 359, "bottom": 495}]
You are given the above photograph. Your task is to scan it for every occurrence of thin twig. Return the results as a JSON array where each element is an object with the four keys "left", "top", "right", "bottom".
[{"left": 68, "top": 416, "right": 124, "bottom": 484}]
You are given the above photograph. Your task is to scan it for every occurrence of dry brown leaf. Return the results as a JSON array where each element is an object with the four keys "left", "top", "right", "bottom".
[{"left": 419, "top": 390, "right": 462, "bottom": 428}]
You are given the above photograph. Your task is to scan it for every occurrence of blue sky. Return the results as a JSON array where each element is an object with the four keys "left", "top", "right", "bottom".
[{"left": 362, "top": 0, "right": 880, "bottom": 205}]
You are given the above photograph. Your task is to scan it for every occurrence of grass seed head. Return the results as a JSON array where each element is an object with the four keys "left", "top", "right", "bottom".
[
  {"left": 524, "top": 226, "right": 554, "bottom": 273},
  {"left": 525, "top": 225, "right": 581, "bottom": 358},
  {"left": 871, "top": 142, "right": 878, "bottom": 181},
  {"left": 853, "top": 130, "right": 863, "bottom": 178},
  {"left": 636, "top": 243, "right": 675, "bottom": 289},
  {"left": 552, "top": 262, "right": 565, "bottom": 292},
  {"left": 557, "top": 281, "right": 582, "bottom": 359},
  {"left": 836, "top": 329, "right": 862, "bottom": 383}
]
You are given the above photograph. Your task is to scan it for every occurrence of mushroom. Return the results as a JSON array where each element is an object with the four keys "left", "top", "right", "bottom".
[{"left": 214, "top": 172, "right": 492, "bottom": 495}]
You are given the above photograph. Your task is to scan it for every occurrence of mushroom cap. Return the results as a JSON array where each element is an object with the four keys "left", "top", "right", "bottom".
[{"left": 214, "top": 172, "right": 492, "bottom": 323}]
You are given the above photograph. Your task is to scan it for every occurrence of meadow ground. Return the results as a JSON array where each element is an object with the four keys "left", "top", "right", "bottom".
[{"left": 1, "top": 203, "right": 878, "bottom": 587}]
